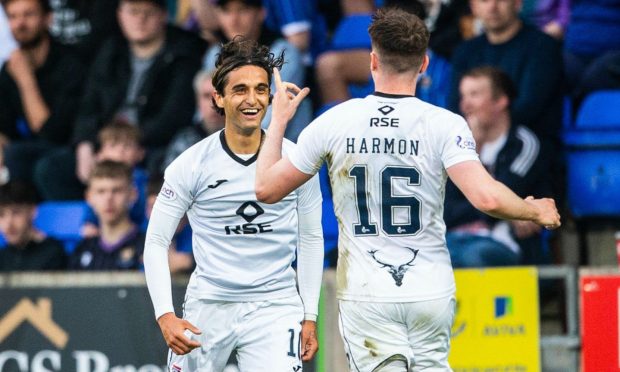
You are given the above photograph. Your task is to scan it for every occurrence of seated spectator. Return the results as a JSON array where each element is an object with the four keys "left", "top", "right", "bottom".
[
  {"left": 445, "top": 66, "right": 553, "bottom": 267},
  {"left": 81, "top": 122, "right": 147, "bottom": 237},
  {"left": 203, "top": 0, "right": 311, "bottom": 141},
  {"left": 69, "top": 160, "right": 144, "bottom": 270},
  {"left": 160, "top": 69, "right": 225, "bottom": 173},
  {"left": 36, "top": 0, "right": 206, "bottom": 189},
  {"left": 0, "top": 181, "right": 66, "bottom": 271},
  {"left": 564, "top": 0, "right": 620, "bottom": 108},
  {"left": 48, "top": 0, "right": 121, "bottom": 64},
  {"left": 144, "top": 176, "right": 193, "bottom": 274},
  {"left": 449, "top": 0, "right": 564, "bottom": 145},
  {"left": 0, "top": 0, "right": 85, "bottom": 187}
]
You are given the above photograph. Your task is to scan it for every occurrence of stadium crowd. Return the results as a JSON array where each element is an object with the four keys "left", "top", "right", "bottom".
[{"left": 0, "top": 0, "right": 619, "bottom": 272}]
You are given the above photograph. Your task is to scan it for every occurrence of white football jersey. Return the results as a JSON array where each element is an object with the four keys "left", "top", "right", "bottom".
[
  {"left": 288, "top": 93, "right": 479, "bottom": 302},
  {"left": 156, "top": 130, "right": 322, "bottom": 301}
]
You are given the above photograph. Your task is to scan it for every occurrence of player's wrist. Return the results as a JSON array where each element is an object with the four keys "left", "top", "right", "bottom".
[{"left": 303, "top": 313, "right": 317, "bottom": 322}]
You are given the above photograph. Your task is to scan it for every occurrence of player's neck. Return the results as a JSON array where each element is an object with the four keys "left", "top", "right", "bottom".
[
  {"left": 373, "top": 73, "right": 417, "bottom": 96},
  {"left": 224, "top": 127, "right": 262, "bottom": 154}
]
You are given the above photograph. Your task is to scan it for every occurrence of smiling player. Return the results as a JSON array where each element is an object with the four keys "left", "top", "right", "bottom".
[{"left": 143, "top": 37, "right": 324, "bottom": 371}]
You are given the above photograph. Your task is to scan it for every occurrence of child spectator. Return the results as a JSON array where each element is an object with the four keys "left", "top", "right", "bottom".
[
  {"left": 80, "top": 121, "right": 148, "bottom": 237},
  {"left": 0, "top": 181, "right": 66, "bottom": 271},
  {"left": 69, "top": 160, "right": 144, "bottom": 270}
]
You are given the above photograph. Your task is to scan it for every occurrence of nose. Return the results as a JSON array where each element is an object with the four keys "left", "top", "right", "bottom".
[{"left": 245, "top": 89, "right": 257, "bottom": 105}]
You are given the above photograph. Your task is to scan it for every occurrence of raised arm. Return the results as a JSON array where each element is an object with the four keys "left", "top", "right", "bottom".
[
  {"left": 256, "top": 68, "right": 312, "bottom": 203},
  {"left": 447, "top": 160, "right": 561, "bottom": 229}
]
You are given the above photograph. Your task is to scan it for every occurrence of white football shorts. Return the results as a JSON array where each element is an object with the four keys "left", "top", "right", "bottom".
[
  {"left": 338, "top": 296, "right": 456, "bottom": 371},
  {"left": 168, "top": 295, "right": 304, "bottom": 372}
]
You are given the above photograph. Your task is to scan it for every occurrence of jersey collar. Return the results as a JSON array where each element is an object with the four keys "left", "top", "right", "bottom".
[
  {"left": 219, "top": 130, "right": 261, "bottom": 166},
  {"left": 373, "top": 91, "right": 414, "bottom": 99}
]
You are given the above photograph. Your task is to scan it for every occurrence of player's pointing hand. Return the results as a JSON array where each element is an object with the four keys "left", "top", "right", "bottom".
[
  {"left": 271, "top": 67, "right": 310, "bottom": 126},
  {"left": 157, "top": 312, "right": 202, "bottom": 355}
]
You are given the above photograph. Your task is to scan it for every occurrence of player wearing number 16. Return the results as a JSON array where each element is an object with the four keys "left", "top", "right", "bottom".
[{"left": 256, "top": 7, "right": 561, "bottom": 372}]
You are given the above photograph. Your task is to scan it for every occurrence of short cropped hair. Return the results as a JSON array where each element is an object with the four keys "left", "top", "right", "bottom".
[
  {"left": 1, "top": 0, "right": 51, "bottom": 13},
  {"left": 211, "top": 36, "right": 284, "bottom": 115},
  {"left": 0, "top": 181, "right": 39, "bottom": 207},
  {"left": 462, "top": 66, "right": 518, "bottom": 103},
  {"left": 88, "top": 160, "right": 133, "bottom": 185},
  {"left": 98, "top": 120, "right": 142, "bottom": 146},
  {"left": 368, "top": 7, "right": 429, "bottom": 74}
]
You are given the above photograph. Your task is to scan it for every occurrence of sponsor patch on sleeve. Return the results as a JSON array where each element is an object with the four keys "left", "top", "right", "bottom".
[
  {"left": 455, "top": 135, "right": 476, "bottom": 150},
  {"left": 159, "top": 182, "right": 177, "bottom": 201}
]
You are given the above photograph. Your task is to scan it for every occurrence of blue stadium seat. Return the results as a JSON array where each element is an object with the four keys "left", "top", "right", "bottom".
[
  {"left": 34, "top": 201, "right": 88, "bottom": 253},
  {"left": 329, "top": 14, "right": 372, "bottom": 51},
  {"left": 564, "top": 90, "right": 620, "bottom": 217}
]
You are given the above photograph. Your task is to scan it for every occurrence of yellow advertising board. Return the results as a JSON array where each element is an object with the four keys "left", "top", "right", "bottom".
[{"left": 449, "top": 267, "right": 540, "bottom": 372}]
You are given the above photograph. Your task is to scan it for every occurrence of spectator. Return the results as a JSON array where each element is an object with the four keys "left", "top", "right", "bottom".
[
  {"left": 564, "top": 0, "right": 620, "bottom": 108},
  {"left": 48, "top": 0, "right": 121, "bottom": 64},
  {"left": 144, "top": 175, "right": 194, "bottom": 274},
  {"left": 203, "top": 0, "right": 311, "bottom": 142},
  {"left": 521, "top": 0, "right": 570, "bottom": 40},
  {"left": 69, "top": 160, "right": 144, "bottom": 270},
  {"left": 0, "top": 0, "right": 85, "bottom": 187},
  {"left": 449, "top": 0, "right": 564, "bottom": 144},
  {"left": 37, "top": 0, "right": 206, "bottom": 188},
  {"left": 83, "top": 122, "right": 148, "bottom": 237},
  {"left": 0, "top": 5, "right": 16, "bottom": 63},
  {"left": 0, "top": 181, "right": 66, "bottom": 271},
  {"left": 160, "top": 69, "right": 225, "bottom": 173},
  {"left": 445, "top": 66, "right": 553, "bottom": 267}
]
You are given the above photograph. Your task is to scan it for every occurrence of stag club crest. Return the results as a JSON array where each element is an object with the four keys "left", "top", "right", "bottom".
[{"left": 368, "top": 247, "right": 419, "bottom": 286}]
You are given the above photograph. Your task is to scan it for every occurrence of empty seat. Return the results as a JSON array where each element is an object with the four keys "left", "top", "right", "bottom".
[
  {"left": 564, "top": 90, "right": 620, "bottom": 217},
  {"left": 34, "top": 201, "right": 88, "bottom": 253}
]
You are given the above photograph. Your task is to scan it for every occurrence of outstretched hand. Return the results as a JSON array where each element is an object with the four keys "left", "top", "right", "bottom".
[
  {"left": 157, "top": 312, "right": 202, "bottom": 355},
  {"left": 270, "top": 67, "right": 310, "bottom": 126},
  {"left": 300, "top": 320, "right": 319, "bottom": 362},
  {"left": 524, "top": 196, "right": 561, "bottom": 230}
]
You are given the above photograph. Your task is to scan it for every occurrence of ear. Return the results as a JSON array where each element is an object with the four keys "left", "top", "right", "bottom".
[
  {"left": 496, "top": 94, "right": 510, "bottom": 111},
  {"left": 136, "top": 146, "right": 146, "bottom": 163},
  {"left": 258, "top": 7, "right": 267, "bottom": 22},
  {"left": 213, "top": 90, "right": 225, "bottom": 110},
  {"left": 370, "top": 51, "right": 379, "bottom": 71},
  {"left": 419, "top": 54, "right": 430, "bottom": 74}
]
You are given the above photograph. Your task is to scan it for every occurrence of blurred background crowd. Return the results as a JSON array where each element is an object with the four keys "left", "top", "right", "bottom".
[{"left": 0, "top": 0, "right": 619, "bottom": 273}]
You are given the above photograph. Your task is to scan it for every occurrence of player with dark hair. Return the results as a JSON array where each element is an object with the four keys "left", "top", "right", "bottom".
[
  {"left": 143, "top": 37, "right": 324, "bottom": 371},
  {"left": 256, "top": 7, "right": 560, "bottom": 371}
]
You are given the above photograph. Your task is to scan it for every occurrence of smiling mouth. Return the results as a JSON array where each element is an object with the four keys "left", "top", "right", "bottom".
[{"left": 241, "top": 108, "right": 260, "bottom": 117}]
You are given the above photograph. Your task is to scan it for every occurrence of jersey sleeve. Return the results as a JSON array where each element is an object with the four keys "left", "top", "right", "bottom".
[
  {"left": 437, "top": 113, "right": 480, "bottom": 169},
  {"left": 156, "top": 151, "right": 196, "bottom": 218},
  {"left": 287, "top": 119, "right": 326, "bottom": 175}
]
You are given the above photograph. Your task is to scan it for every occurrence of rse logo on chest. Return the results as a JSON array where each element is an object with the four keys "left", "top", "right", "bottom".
[
  {"left": 224, "top": 201, "right": 273, "bottom": 235},
  {"left": 370, "top": 117, "right": 399, "bottom": 127}
]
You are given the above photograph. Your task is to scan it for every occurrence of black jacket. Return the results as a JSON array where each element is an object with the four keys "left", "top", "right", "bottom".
[
  {"left": 0, "top": 41, "right": 85, "bottom": 144},
  {"left": 72, "top": 26, "right": 206, "bottom": 148},
  {"left": 444, "top": 125, "right": 553, "bottom": 229},
  {"left": 0, "top": 237, "right": 67, "bottom": 271}
]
